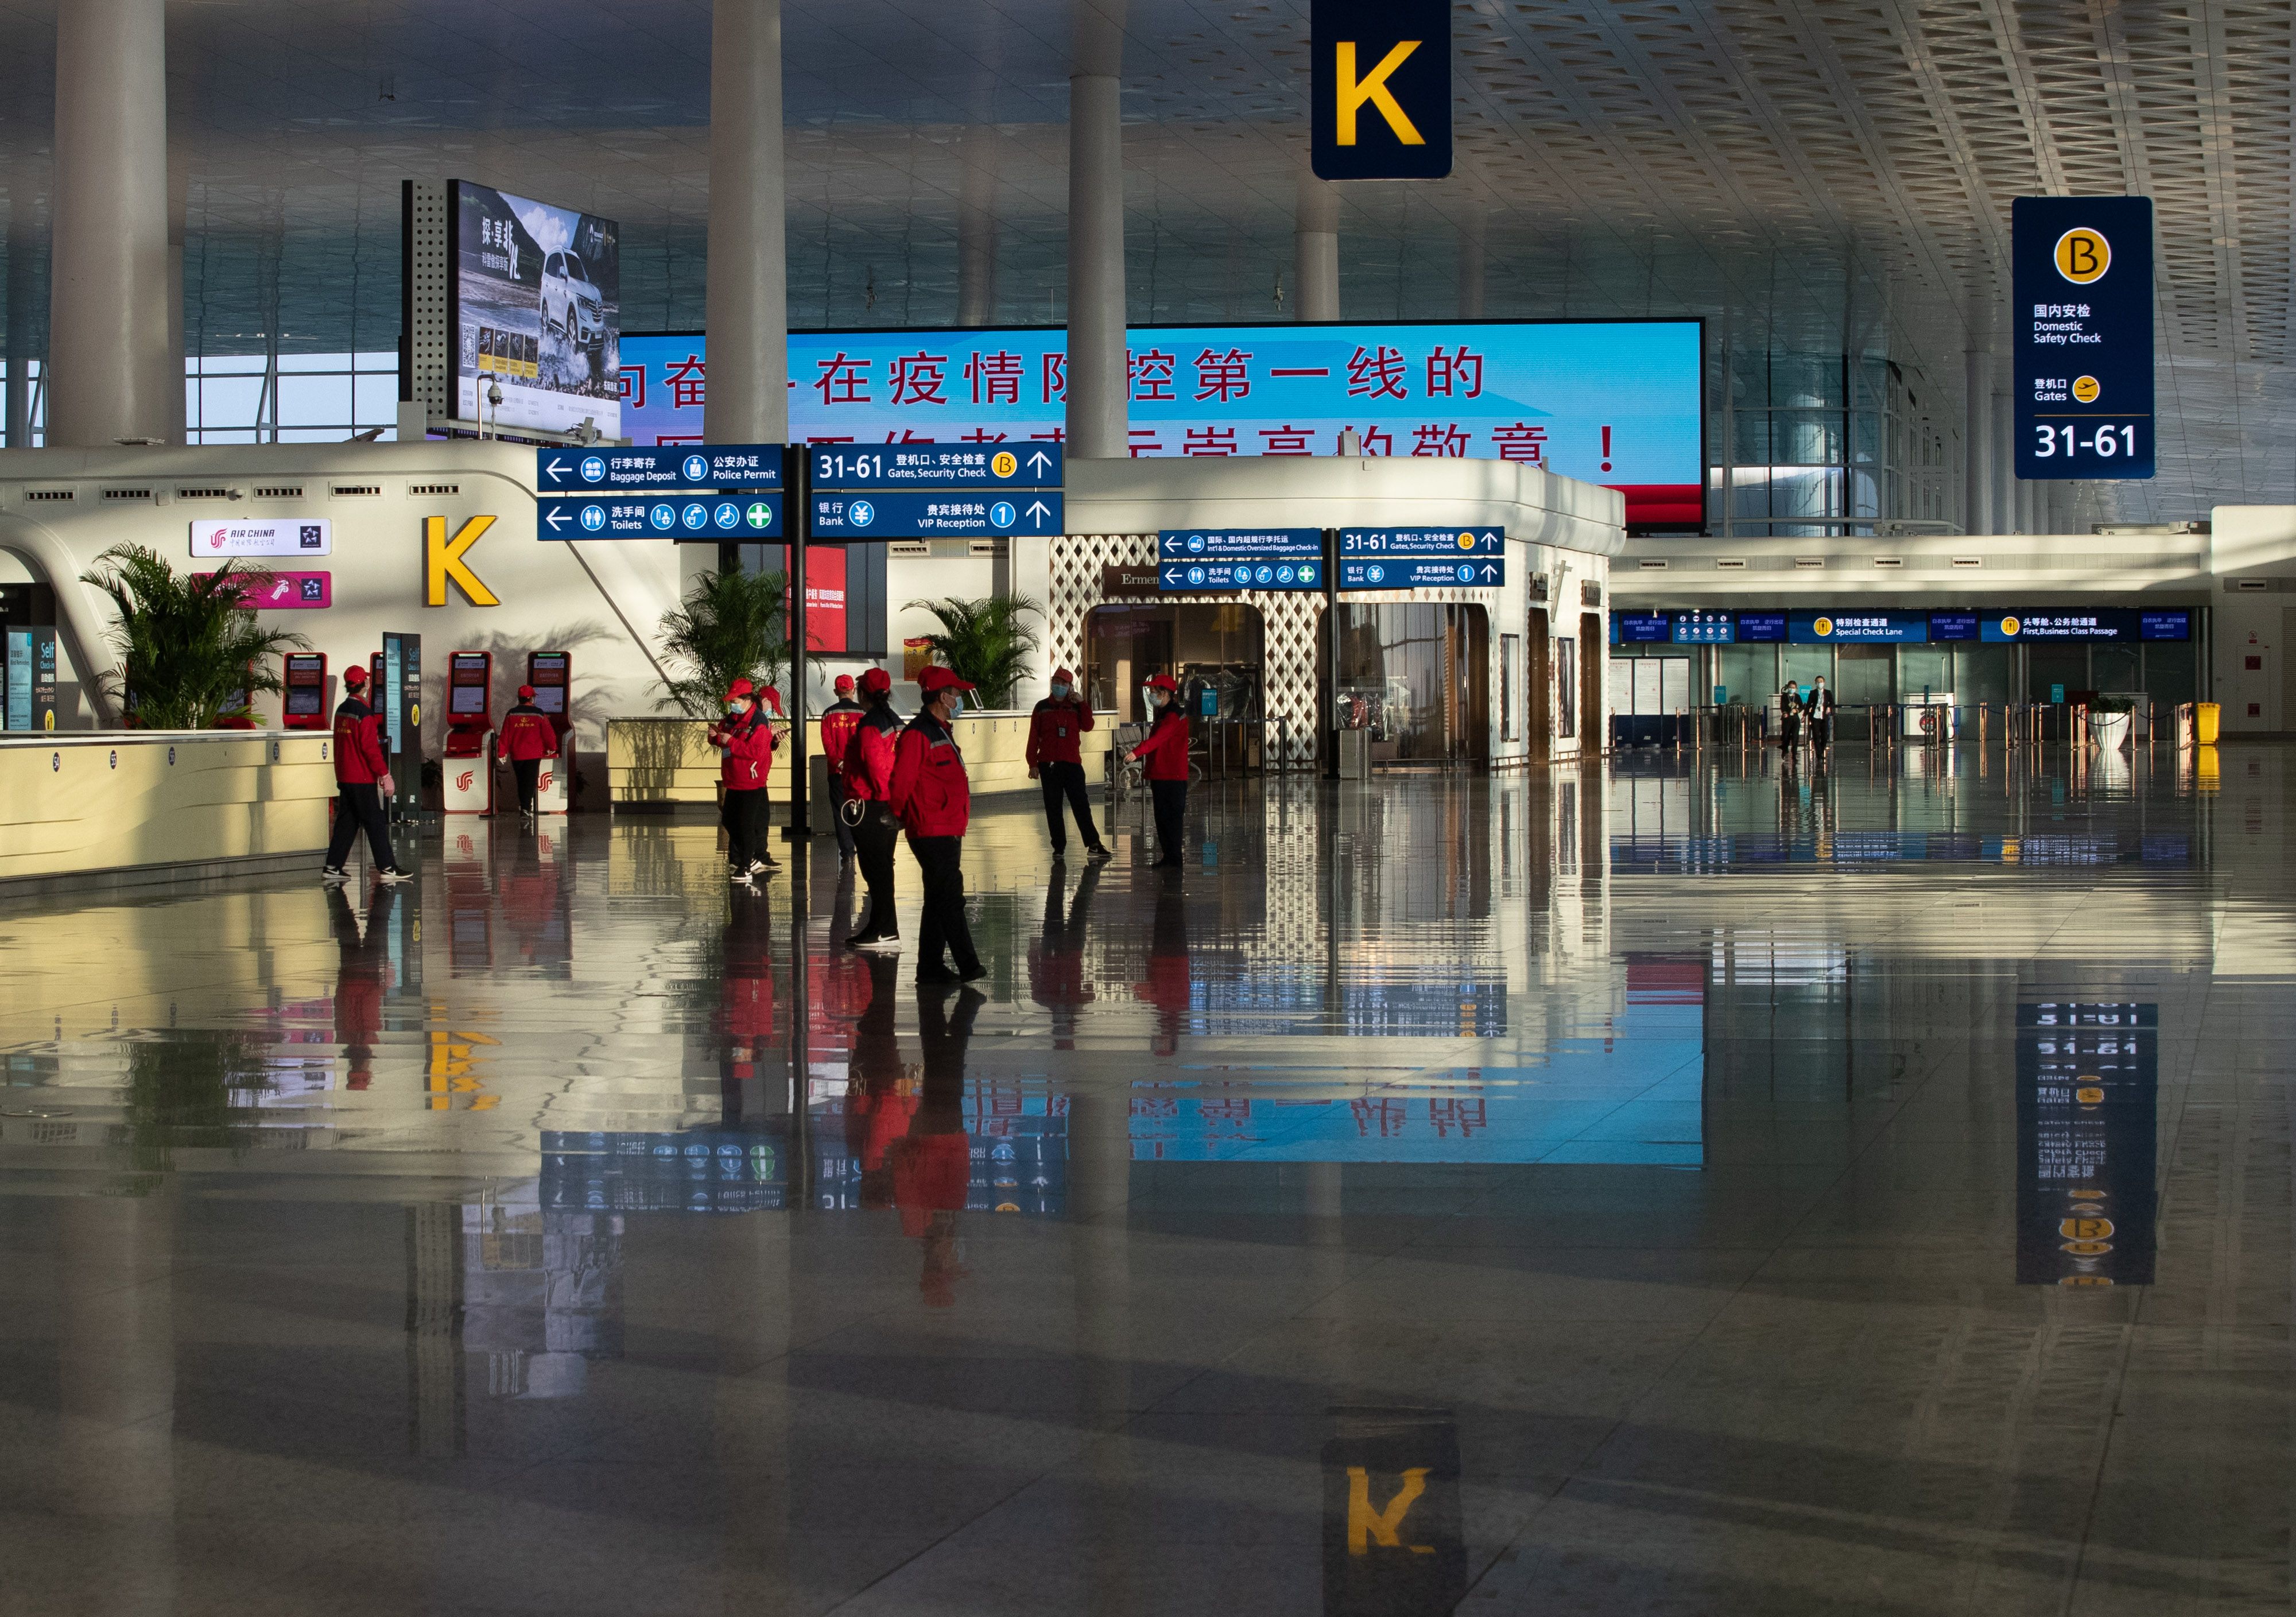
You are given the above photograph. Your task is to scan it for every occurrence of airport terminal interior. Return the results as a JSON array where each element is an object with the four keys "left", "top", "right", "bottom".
[{"left": 6, "top": 2, "right": 2296, "bottom": 1615}]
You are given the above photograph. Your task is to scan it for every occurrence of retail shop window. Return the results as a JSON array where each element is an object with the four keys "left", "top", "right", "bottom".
[
  {"left": 1333, "top": 603, "right": 1489, "bottom": 766},
  {"left": 1085, "top": 602, "right": 1265, "bottom": 773}
]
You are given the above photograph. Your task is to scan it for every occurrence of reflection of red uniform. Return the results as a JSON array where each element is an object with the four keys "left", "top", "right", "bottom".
[
  {"left": 891, "top": 1133, "right": 970, "bottom": 1236},
  {"left": 1028, "top": 869, "right": 1100, "bottom": 1050},
  {"left": 328, "top": 886, "right": 393, "bottom": 1091},
  {"left": 1135, "top": 881, "right": 1190, "bottom": 1053}
]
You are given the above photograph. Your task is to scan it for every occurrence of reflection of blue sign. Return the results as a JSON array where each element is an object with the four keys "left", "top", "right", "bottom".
[
  {"left": 544, "top": 494, "right": 781, "bottom": 540},
  {"left": 2012, "top": 196, "right": 2155, "bottom": 480},
  {"left": 2015, "top": 1003, "right": 2156, "bottom": 1285},
  {"left": 541, "top": 1130, "right": 786, "bottom": 1214},
  {"left": 809, "top": 443, "right": 1061, "bottom": 487},
  {"left": 1340, "top": 557, "right": 1504, "bottom": 590},
  {"left": 538, "top": 444, "right": 782, "bottom": 493},
  {"left": 812, "top": 489, "right": 1062, "bottom": 537}
]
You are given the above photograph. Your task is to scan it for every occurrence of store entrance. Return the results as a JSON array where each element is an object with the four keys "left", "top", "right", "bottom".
[
  {"left": 1084, "top": 600, "right": 1266, "bottom": 774},
  {"left": 1331, "top": 602, "right": 1490, "bottom": 767}
]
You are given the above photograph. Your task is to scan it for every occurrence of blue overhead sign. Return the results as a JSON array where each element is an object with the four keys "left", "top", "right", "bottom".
[
  {"left": 1671, "top": 610, "right": 1734, "bottom": 645},
  {"left": 1339, "top": 526, "right": 1503, "bottom": 558},
  {"left": 542, "top": 494, "right": 782, "bottom": 540},
  {"left": 1158, "top": 529, "right": 1322, "bottom": 562},
  {"left": 1159, "top": 559, "right": 1324, "bottom": 592},
  {"left": 538, "top": 445, "right": 783, "bottom": 494},
  {"left": 1311, "top": 0, "right": 1451, "bottom": 182},
  {"left": 1791, "top": 611, "right": 1929, "bottom": 644},
  {"left": 2012, "top": 196, "right": 2155, "bottom": 481},
  {"left": 1342, "top": 557, "right": 1504, "bottom": 589},
  {"left": 809, "top": 443, "right": 1061, "bottom": 488},
  {"left": 810, "top": 489, "right": 1061, "bottom": 538}
]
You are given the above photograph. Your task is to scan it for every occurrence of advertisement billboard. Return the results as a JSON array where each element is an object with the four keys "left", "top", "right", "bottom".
[
  {"left": 451, "top": 180, "right": 620, "bottom": 436},
  {"left": 189, "top": 519, "right": 331, "bottom": 558},
  {"left": 618, "top": 319, "right": 1705, "bottom": 530}
]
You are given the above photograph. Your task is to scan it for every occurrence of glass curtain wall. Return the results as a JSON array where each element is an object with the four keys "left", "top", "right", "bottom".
[{"left": 2, "top": 351, "right": 402, "bottom": 446}]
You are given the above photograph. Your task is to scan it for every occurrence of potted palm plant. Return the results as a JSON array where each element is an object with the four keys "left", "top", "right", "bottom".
[
  {"left": 904, "top": 594, "right": 1041, "bottom": 709},
  {"left": 80, "top": 544, "right": 309, "bottom": 728},
  {"left": 657, "top": 564, "right": 796, "bottom": 718}
]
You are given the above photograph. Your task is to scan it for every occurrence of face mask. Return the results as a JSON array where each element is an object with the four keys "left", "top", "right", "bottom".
[
  {"left": 727, "top": 700, "right": 746, "bottom": 715},
  {"left": 1143, "top": 688, "right": 1165, "bottom": 709},
  {"left": 1050, "top": 683, "right": 1069, "bottom": 700}
]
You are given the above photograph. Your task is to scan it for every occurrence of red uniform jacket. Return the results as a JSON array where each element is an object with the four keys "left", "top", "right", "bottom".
[
  {"left": 332, "top": 695, "right": 389, "bottom": 784},
  {"left": 820, "top": 698, "right": 865, "bottom": 775},
  {"left": 709, "top": 707, "right": 778, "bottom": 790},
  {"left": 842, "top": 706, "right": 901, "bottom": 802},
  {"left": 1132, "top": 708, "right": 1190, "bottom": 781},
  {"left": 495, "top": 703, "right": 557, "bottom": 762},
  {"left": 1025, "top": 697, "right": 1095, "bottom": 767},
  {"left": 889, "top": 714, "right": 970, "bottom": 836}
]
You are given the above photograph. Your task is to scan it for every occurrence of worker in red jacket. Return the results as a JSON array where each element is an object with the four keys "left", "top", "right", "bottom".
[
  {"left": 1026, "top": 666, "right": 1109, "bottom": 862},
  {"left": 321, "top": 663, "right": 410, "bottom": 884},
  {"left": 495, "top": 684, "right": 558, "bottom": 821},
  {"left": 707, "top": 677, "right": 781, "bottom": 883},
  {"left": 888, "top": 665, "right": 983, "bottom": 984},
  {"left": 1130, "top": 672, "right": 1190, "bottom": 870},
  {"left": 840, "top": 667, "right": 905, "bottom": 951},
  {"left": 819, "top": 673, "right": 866, "bottom": 863}
]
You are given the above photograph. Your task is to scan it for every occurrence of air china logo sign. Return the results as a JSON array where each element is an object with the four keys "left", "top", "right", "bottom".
[
  {"left": 539, "top": 768, "right": 554, "bottom": 792},
  {"left": 455, "top": 769, "right": 476, "bottom": 794},
  {"left": 188, "top": 519, "right": 333, "bottom": 557}
]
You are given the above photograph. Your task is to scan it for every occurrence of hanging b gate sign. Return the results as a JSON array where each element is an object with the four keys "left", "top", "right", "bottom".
[
  {"left": 2012, "top": 196, "right": 2154, "bottom": 480},
  {"left": 1311, "top": 0, "right": 1450, "bottom": 181}
]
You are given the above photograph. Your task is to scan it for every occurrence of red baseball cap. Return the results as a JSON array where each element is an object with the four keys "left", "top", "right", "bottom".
[
  {"left": 1143, "top": 673, "right": 1180, "bottom": 692},
  {"left": 343, "top": 664, "right": 367, "bottom": 686},
  {"left": 917, "top": 666, "right": 976, "bottom": 696},
  {"left": 1052, "top": 667, "right": 1076, "bottom": 684},
  {"left": 859, "top": 667, "right": 893, "bottom": 696},
  {"left": 833, "top": 673, "right": 855, "bottom": 693},
  {"left": 517, "top": 684, "right": 535, "bottom": 700},
  {"left": 758, "top": 685, "right": 785, "bottom": 715},
  {"left": 725, "top": 677, "right": 754, "bottom": 701}
]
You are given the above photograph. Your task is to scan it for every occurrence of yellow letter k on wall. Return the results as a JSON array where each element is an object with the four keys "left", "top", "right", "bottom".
[
  {"left": 1336, "top": 40, "right": 1425, "bottom": 146},
  {"left": 425, "top": 514, "right": 499, "bottom": 607}
]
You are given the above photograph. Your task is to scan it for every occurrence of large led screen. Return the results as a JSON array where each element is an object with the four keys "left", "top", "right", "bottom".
[
  {"left": 619, "top": 319, "right": 1704, "bottom": 529},
  {"left": 451, "top": 180, "right": 621, "bottom": 436}
]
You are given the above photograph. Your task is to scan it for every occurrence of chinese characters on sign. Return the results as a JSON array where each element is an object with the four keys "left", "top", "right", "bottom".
[{"left": 2011, "top": 196, "right": 2155, "bottom": 480}]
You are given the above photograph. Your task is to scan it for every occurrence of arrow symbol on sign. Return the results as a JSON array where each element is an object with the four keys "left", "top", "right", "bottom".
[
  {"left": 1026, "top": 499, "right": 1052, "bottom": 529},
  {"left": 544, "top": 456, "right": 571, "bottom": 485},
  {"left": 1164, "top": 568, "right": 1184, "bottom": 585},
  {"left": 1481, "top": 563, "right": 1499, "bottom": 580},
  {"left": 544, "top": 505, "right": 572, "bottom": 532},
  {"left": 1026, "top": 449, "right": 1053, "bottom": 479}
]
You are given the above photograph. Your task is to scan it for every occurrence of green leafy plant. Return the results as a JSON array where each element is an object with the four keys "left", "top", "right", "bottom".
[
  {"left": 80, "top": 544, "right": 309, "bottom": 728},
  {"left": 904, "top": 594, "right": 1041, "bottom": 709},
  {"left": 2089, "top": 694, "right": 2134, "bottom": 714},
  {"left": 657, "top": 565, "right": 794, "bottom": 719}
]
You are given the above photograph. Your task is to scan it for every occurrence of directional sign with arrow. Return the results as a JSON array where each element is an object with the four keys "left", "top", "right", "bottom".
[
  {"left": 810, "top": 443, "right": 1062, "bottom": 488},
  {"left": 810, "top": 489, "right": 1062, "bottom": 538},
  {"left": 1340, "top": 557, "right": 1506, "bottom": 590},
  {"left": 538, "top": 445, "right": 783, "bottom": 494},
  {"left": 539, "top": 494, "right": 783, "bottom": 541},
  {"left": 1159, "top": 559, "right": 1323, "bottom": 592}
]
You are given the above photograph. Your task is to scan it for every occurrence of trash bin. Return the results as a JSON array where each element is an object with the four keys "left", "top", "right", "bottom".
[
  {"left": 1335, "top": 727, "right": 1371, "bottom": 780},
  {"left": 2196, "top": 701, "right": 2220, "bottom": 744}
]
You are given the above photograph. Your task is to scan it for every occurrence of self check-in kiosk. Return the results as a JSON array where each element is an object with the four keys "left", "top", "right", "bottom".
[
  {"left": 526, "top": 650, "right": 572, "bottom": 814},
  {"left": 443, "top": 650, "right": 494, "bottom": 815},
  {"left": 280, "top": 653, "right": 329, "bottom": 730}
]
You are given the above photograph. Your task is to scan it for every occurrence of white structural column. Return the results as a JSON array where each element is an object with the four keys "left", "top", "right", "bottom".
[
  {"left": 1992, "top": 381, "right": 2015, "bottom": 534},
  {"left": 1295, "top": 172, "right": 1340, "bottom": 322},
  {"left": 48, "top": 0, "right": 174, "bottom": 447},
  {"left": 1963, "top": 348, "right": 1992, "bottom": 534},
  {"left": 956, "top": 129, "right": 1000, "bottom": 327},
  {"left": 705, "top": 0, "right": 789, "bottom": 446},
  {"left": 1065, "top": 0, "right": 1128, "bottom": 458}
]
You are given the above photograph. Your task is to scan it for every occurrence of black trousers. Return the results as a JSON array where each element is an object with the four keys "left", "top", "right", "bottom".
[
  {"left": 909, "top": 833, "right": 980, "bottom": 975},
  {"left": 511, "top": 757, "right": 541, "bottom": 813},
  {"left": 854, "top": 802, "right": 900, "bottom": 936},
  {"left": 723, "top": 789, "right": 770, "bottom": 868},
  {"left": 1037, "top": 759, "right": 1100, "bottom": 854},
  {"left": 828, "top": 775, "right": 857, "bottom": 857},
  {"left": 1810, "top": 717, "right": 1832, "bottom": 754},
  {"left": 1150, "top": 779, "right": 1188, "bottom": 866},
  {"left": 324, "top": 782, "right": 397, "bottom": 871}
]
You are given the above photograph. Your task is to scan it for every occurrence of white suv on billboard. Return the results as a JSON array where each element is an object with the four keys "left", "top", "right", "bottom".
[{"left": 542, "top": 250, "right": 604, "bottom": 347}]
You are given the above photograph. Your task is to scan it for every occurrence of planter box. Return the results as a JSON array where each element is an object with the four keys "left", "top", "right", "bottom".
[{"left": 607, "top": 711, "right": 1115, "bottom": 807}]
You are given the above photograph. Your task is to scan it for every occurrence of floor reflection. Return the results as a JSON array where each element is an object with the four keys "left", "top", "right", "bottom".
[{"left": 0, "top": 749, "right": 2288, "bottom": 1614}]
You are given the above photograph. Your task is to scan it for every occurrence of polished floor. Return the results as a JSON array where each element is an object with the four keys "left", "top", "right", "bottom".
[{"left": 1, "top": 742, "right": 2290, "bottom": 1615}]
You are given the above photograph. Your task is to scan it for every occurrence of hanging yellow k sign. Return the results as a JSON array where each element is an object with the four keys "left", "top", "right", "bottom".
[
  {"left": 425, "top": 514, "right": 499, "bottom": 607},
  {"left": 1335, "top": 41, "right": 1424, "bottom": 145}
]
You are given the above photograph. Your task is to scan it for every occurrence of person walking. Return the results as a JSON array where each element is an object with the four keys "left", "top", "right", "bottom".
[
  {"left": 1806, "top": 673, "right": 1836, "bottom": 761},
  {"left": 1026, "top": 666, "right": 1110, "bottom": 862},
  {"left": 708, "top": 677, "right": 780, "bottom": 883},
  {"left": 320, "top": 663, "right": 412, "bottom": 885},
  {"left": 494, "top": 684, "right": 557, "bottom": 821},
  {"left": 1130, "top": 672, "right": 1190, "bottom": 869},
  {"left": 888, "top": 665, "right": 984, "bottom": 985},
  {"left": 1779, "top": 680, "right": 1805, "bottom": 755},
  {"left": 840, "top": 667, "right": 905, "bottom": 951},
  {"left": 820, "top": 673, "right": 866, "bottom": 863}
]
